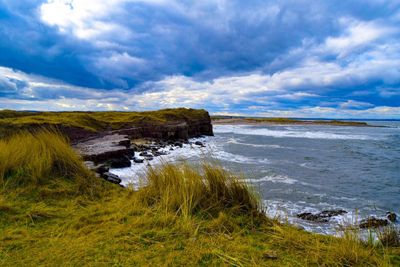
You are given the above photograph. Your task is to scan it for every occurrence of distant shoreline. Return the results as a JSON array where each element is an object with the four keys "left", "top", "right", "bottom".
[{"left": 212, "top": 117, "right": 383, "bottom": 127}]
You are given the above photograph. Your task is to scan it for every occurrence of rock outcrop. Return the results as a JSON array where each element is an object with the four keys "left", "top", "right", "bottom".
[
  {"left": 359, "top": 217, "right": 389, "bottom": 228},
  {"left": 297, "top": 209, "right": 347, "bottom": 223},
  {"left": 75, "top": 134, "right": 134, "bottom": 163}
]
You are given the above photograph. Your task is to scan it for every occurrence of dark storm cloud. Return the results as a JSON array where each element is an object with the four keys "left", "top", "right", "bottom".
[{"left": 0, "top": 0, "right": 399, "bottom": 117}]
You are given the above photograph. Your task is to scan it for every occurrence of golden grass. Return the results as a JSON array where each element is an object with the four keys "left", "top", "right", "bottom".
[
  {"left": 139, "top": 163, "right": 261, "bottom": 219},
  {"left": 0, "top": 131, "right": 398, "bottom": 266},
  {"left": 0, "top": 129, "right": 99, "bottom": 195}
]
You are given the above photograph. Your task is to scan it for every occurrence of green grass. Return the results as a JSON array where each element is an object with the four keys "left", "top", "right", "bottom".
[
  {"left": 0, "top": 108, "right": 210, "bottom": 138},
  {"left": 0, "top": 131, "right": 398, "bottom": 266}
]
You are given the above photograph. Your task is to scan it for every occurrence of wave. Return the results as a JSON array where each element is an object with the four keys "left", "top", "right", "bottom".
[
  {"left": 227, "top": 138, "right": 282, "bottom": 148},
  {"left": 210, "top": 150, "right": 270, "bottom": 164},
  {"left": 214, "top": 125, "right": 377, "bottom": 140},
  {"left": 245, "top": 175, "right": 297, "bottom": 185}
]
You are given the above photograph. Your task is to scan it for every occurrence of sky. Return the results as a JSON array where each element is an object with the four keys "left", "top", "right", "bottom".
[{"left": 0, "top": 0, "right": 399, "bottom": 118}]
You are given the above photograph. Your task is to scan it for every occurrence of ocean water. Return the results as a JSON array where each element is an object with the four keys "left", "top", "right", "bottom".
[{"left": 112, "top": 121, "right": 400, "bottom": 235}]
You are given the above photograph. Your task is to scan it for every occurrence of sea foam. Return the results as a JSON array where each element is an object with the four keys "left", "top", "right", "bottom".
[{"left": 214, "top": 125, "right": 377, "bottom": 140}]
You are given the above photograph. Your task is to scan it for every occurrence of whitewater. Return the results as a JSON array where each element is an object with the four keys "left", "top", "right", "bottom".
[{"left": 111, "top": 121, "right": 400, "bottom": 234}]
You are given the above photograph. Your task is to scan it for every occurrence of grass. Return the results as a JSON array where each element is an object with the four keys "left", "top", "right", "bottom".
[
  {"left": 0, "top": 108, "right": 211, "bottom": 138},
  {"left": 0, "top": 131, "right": 398, "bottom": 266},
  {"left": 0, "top": 129, "right": 100, "bottom": 195}
]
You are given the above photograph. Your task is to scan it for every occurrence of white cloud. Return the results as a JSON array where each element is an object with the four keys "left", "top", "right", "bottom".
[
  {"left": 324, "top": 18, "right": 393, "bottom": 57},
  {"left": 339, "top": 100, "right": 374, "bottom": 109},
  {"left": 39, "top": 0, "right": 178, "bottom": 40}
]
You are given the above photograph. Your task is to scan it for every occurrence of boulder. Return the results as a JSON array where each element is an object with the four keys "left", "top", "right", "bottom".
[
  {"left": 109, "top": 156, "right": 131, "bottom": 168},
  {"left": 297, "top": 209, "right": 347, "bottom": 223},
  {"left": 359, "top": 217, "right": 389, "bottom": 228},
  {"left": 101, "top": 172, "right": 122, "bottom": 184},
  {"left": 195, "top": 141, "right": 205, "bottom": 147},
  {"left": 297, "top": 212, "right": 329, "bottom": 223},
  {"left": 133, "top": 157, "right": 144, "bottom": 163},
  {"left": 153, "top": 151, "right": 167, "bottom": 156},
  {"left": 319, "top": 209, "right": 347, "bottom": 217},
  {"left": 174, "top": 141, "right": 183, "bottom": 148},
  {"left": 139, "top": 151, "right": 151, "bottom": 157}
]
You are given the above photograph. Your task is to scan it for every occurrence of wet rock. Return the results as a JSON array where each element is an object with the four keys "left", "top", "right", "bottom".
[
  {"left": 149, "top": 144, "right": 159, "bottom": 149},
  {"left": 143, "top": 155, "right": 154, "bottom": 161},
  {"left": 133, "top": 157, "right": 144, "bottom": 163},
  {"left": 101, "top": 172, "right": 122, "bottom": 184},
  {"left": 153, "top": 151, "right": 167, "bottom": 156},
  {"left": 139, "top": 151, "right": 152, "bottom": 157},
  {"left": 319, "top": 209, "right": 347, "bottom": 217},
  {"left": 109, "top": 156, "right": 131, "bottom": 168},
  {"left": 195, "top": 141, "right": 205, "bottom": 147},
  {"left": 359, "top": 217, "right": 389, "bottom": 228},
  {"left": 387, "top": 212, "right": 397, "bottom": 223},
  {"left": 297, "top": 212, "right": 329, "bottom": 223},
  {"left": 174, "top": 141, "right": 183, "bottom": 148},
  {"left": 297, "top": 209, "right": 347, "bottom": 223}
]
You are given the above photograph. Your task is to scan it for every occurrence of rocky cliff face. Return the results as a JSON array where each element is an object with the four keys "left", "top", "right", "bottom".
[{"left": 65, "top": 109, "right": 213, "bottom": 143}]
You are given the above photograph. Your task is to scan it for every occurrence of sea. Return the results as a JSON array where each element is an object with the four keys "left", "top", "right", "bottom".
[{"left": 111, "top": 120, "right": 400, "bottom": 235}]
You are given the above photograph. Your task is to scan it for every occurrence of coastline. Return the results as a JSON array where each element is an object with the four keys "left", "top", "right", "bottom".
[{"left": 212, "top": 117, "right": 382, "bottom": 127}]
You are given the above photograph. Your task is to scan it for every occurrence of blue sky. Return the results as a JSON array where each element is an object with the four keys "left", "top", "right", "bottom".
[{"left": 0, "top": 0, "right": 399, "bottom": 118}]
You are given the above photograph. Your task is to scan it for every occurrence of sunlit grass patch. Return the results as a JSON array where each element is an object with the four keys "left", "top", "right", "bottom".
[
  {"left": 0, "top": 129, "right": 99, "bottom": 195},
  {"left": 138, "top": 162, "right": 261, "bottom": 218}
]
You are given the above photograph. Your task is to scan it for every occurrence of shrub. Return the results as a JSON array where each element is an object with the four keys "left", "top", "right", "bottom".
[
  {"left": 378, "top": 226, "right": 400, "bottom": 247},
  {"left": 138, "top": 162, "right": 261, "bottom": 218}
]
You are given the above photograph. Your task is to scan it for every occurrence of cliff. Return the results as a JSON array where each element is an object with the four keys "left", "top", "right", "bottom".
[{"left": 0, "top": 108, "right": 214, "bottom": 142}]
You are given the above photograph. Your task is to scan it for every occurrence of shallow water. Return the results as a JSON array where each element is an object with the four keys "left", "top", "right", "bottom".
[{"left": 112, "top": 121, "right": 400, "bottom": 234}]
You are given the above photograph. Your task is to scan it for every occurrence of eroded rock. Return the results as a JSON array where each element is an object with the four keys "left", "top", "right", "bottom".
[
  {"left": 297, "top": 209, "right": 347, "bottom": 223},
  {"left": 359, "top": 217, "right": 389, "bottom": 228},
  {"left": 109, "top": 156, "right": 131, "bottom": 168},
  {"left": 101, "top": 172, "right": 122, "bottom": 184}
]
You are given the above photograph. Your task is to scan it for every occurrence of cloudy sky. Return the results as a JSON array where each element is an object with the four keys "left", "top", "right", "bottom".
[{"left": 0, "top": 0, "right": 399, "bottom": 118}]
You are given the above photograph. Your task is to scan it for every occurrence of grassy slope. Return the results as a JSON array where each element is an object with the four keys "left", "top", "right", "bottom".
[
  {"left": 0, "top": 131, "right": 399, "bottom": 266},
  {"left": 0, "top": 108, "right": 210, "bottom": 138}
]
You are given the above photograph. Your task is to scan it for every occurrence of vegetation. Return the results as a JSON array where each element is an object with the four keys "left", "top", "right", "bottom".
[
  {"left": 0, "top": 131, "right": 399, "bottom": 266},
  {"left": 0, "top": 129, "right": 101, "bottom": 195},
  {"left": 0, "top": 108, "right": 210, "bottom": 138},
  {"left": 212, "top": 116, "right": 370, "bottom": 126}
]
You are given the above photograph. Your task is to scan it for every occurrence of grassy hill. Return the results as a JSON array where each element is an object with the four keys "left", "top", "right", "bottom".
[
  {"left": 0, "top": 108, "right": 210, "bottom": 139},
  {"left": 0, "top": 130, "right": 398, "bottom": 266}
]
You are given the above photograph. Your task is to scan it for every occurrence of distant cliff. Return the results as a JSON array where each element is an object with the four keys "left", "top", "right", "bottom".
[{"left": 0, "top": 108, "right": 214, "bottom": 142}]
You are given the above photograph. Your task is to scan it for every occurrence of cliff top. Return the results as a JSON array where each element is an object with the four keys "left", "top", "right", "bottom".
[{"left": 0, "top": 108, "right": 211, "bottom": 139}]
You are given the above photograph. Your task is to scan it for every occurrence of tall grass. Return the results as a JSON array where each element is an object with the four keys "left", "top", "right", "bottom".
[
  {"left": 138, "top": 162, "right": 261, "bottom": 219},
  {"left": 0, "top": 129, "right": 98, "bottom": 194}
]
